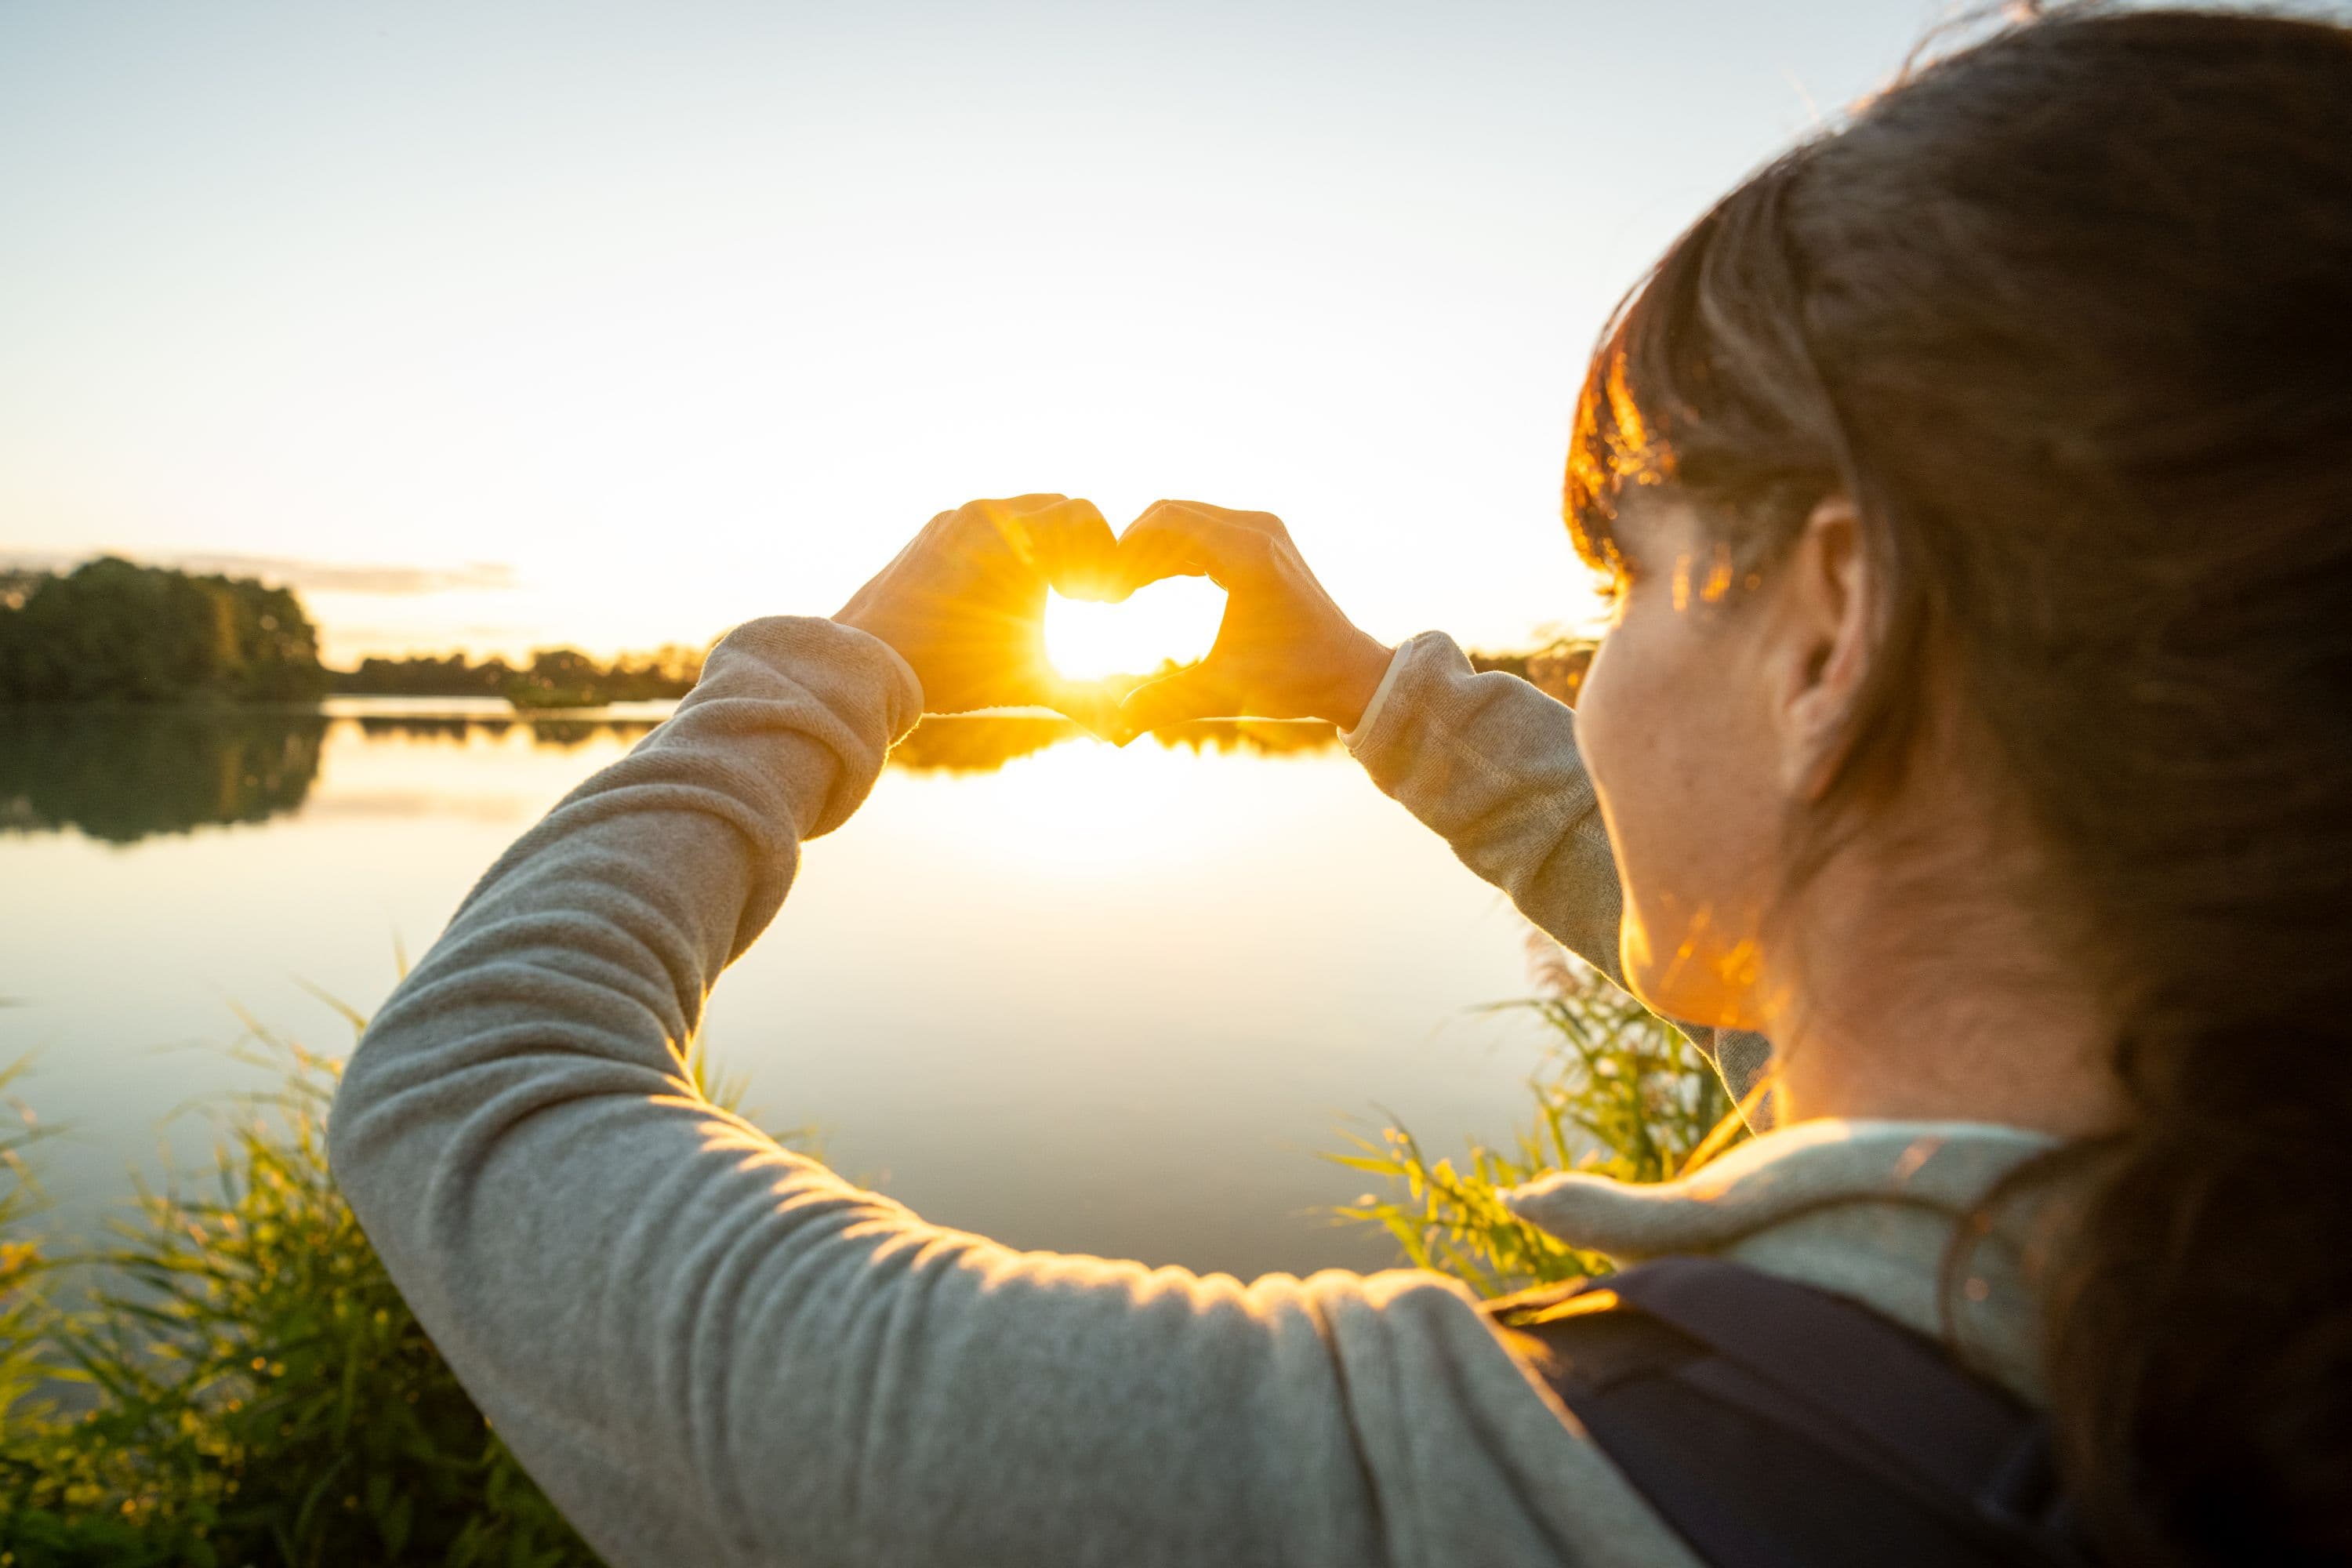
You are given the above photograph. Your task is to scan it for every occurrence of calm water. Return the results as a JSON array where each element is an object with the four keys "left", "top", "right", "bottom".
[{"left": 1, "top": 699, "right": 1553, "bottom": 1279}]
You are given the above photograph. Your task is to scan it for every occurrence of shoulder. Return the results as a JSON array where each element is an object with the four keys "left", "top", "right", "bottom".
[{"left": 1293, "top": 1268, "right": 1708, "bottom": 1567}]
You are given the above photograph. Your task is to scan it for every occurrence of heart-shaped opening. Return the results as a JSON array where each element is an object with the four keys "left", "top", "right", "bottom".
[{"left": 1044, "top": 575, "right": 1226, "bottom": 683}]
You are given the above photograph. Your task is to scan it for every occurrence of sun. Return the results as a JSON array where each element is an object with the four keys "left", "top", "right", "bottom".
[{"left": 1043, "top": 578, "right": 1225, "bottom": 683}]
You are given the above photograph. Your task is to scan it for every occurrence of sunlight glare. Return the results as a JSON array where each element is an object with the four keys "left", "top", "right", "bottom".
[{"left": 1044, "top": 578, "right": 1226, "bottom": 682}]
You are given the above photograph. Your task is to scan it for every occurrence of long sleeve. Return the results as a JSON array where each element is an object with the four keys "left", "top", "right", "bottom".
[
  {"left": 1344, "top": 632, "right": 1773, "bottom": 1109},
  {"left": 326, "top": 615, "right": 1698, "bottom": 1568}
]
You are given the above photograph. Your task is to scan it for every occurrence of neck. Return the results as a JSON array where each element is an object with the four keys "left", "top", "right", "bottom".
[{"left": 1762, "top": 841, "right": 2125, "bottom": 1139}]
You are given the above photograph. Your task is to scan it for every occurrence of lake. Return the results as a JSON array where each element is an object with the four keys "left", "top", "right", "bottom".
[{"left": 1, "top": 699, "right": 1558, "bottom": 1279}]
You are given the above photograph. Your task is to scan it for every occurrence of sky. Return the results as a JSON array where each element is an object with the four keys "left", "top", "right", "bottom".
[{"left": 2, "top": 0, "right": 1959, "bottom": 665}]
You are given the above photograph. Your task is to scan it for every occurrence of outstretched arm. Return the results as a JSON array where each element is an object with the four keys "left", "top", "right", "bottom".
[
  {"left": 1107, "top": 501, "right": 1769, "bottom": 1107},
  {"left": 328, "top": 498, "right": 1677, "bottom": 1568}
]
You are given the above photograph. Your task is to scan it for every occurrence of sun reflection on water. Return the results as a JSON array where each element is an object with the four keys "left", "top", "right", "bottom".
[{"left": 883, "top": 717, "right": 1341, "bottom": 876}]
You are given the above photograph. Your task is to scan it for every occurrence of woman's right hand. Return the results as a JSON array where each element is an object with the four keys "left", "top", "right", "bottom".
[{"left": 1109, "top": 500, "right": 1392, "bottom": 742}]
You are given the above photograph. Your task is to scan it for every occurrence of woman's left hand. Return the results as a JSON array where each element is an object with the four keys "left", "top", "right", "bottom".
[{"left": 834, "top": 493, "right": 1124, "bottom": 723}]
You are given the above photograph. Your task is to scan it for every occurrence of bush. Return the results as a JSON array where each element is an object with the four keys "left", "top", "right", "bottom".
[
  {"left": 1330, "top": 933, "right": 1751, "bottom": 1296},
  {"left": 0, "top": 1029, "right": 600, "bottom": 1567},
  {"left": 1, "top": 1061, "right": 57, "bottom": 1430}
]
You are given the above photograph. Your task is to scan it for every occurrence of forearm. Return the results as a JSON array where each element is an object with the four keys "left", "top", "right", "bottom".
[
  {"left": 1347, "top": 633, "right": 1629, "bottom": 980},
  {"left": 328, "top": 615, "right": 930, "bottom": 1562},
  {"left": 1346, "top": 633, "right": 1771, "bottom": 1108}
]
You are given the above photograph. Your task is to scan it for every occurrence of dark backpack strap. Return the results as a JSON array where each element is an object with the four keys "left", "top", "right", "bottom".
[{"left": 1489, "top": 1257, "right": 2092, "bottom": 1568}]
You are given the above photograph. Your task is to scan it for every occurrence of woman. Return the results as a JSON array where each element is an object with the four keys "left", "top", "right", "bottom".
[{"left": 328, "top": 9, "right": 2351, "bottom": 1565}]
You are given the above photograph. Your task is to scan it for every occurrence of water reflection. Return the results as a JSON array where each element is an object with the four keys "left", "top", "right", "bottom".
[
  {"left": 347, "top": 714, "right": 662, "bottom": 749},
  {"left": 0, "top": 706, "right": 1342, "bottom": 844},
  {"left": 0, "top": 708, "right": 328, "bottom": 844},
  {"left": 1151, "top": 718, "right": 1341, "bottom": 759},
  {"left": 892, "top": 714, "right": 1338, "bottom": 772}
]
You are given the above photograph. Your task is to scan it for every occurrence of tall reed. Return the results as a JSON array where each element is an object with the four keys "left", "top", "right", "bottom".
[{"left": 1328, "top": 932, "right": 1748, "bottom": 1296}]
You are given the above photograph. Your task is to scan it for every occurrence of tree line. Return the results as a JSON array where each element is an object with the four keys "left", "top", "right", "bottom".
[
  {"left": 0, "top": 558, "right": 706, "bottom": 707},
  {"left": 334, "top": 646, "right": 703, "bottom": 706}
]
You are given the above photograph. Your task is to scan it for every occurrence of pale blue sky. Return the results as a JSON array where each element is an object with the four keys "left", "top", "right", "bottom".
[{"left": 3, "top": 1, "right": 1955, "bottom": 661}]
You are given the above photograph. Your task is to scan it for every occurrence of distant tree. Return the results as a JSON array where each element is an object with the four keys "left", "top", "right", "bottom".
[
  {"left": 334, "top": 653, "right": 513, "bottom": 698},
  {"left": 0, "top": 557, "right": 328, "bottom": 704},
  {"left": 329, "top": 644, "right": 702, "bottom": 704},
  {"left": 213, "top": 573, "right": 328, "bottom": 701},
  {"left": 1468, "top": 638, "right": 1595, "bottom": 706},
  {"left": 1523, "top": 643, "right": 1594, "bottom": 706},
  {"left": 503, "top": 648, "right": 604, "bottom": 709},
  {"left": 601, "top": 643, "right": 703, "bottom": 701}
]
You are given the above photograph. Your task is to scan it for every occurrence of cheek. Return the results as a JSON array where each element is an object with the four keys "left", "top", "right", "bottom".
[
  {"left": 1577, "top": 617, "right": 1714, "bottom": 895},
  {"left": 1576, "top": 606, "right": 1776, "bottom": 1029}
]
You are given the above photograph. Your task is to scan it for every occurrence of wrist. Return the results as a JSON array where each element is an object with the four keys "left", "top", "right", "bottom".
[
  {"left": 833, "top": 602, "right": 906, "bottom": 664},
  {"left": 1321, "top": 628, "right": 1393, "bottom": 731},
  {"left": 831, "top": 608, "right": 926, "bottom": 701}
]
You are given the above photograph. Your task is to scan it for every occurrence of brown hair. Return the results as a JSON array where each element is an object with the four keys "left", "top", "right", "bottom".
[{"left": 1566, "top": 7, "right": 2352, "bottom": 1562}]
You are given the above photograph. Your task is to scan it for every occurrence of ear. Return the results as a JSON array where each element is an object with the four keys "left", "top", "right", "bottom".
[{"left": 1766, "top": 495, "right": 1873, "bottom": 799}]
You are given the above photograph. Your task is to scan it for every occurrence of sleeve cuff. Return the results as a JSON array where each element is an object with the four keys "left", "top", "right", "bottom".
[
  {"left": 851, "top": 628, "right": 926, "bottom": 724},
  {"left": 1338, "top": 644, "right": 1410, "bottom": 753}
]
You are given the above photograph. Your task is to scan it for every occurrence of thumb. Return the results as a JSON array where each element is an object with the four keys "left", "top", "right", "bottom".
[{"left": 1112, "top": 663, "right": 1233, "bottom": 745}]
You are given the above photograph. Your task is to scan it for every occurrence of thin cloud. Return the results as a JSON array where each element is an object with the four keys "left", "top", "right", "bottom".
[{"left": 0, "top": 550, "right": 519, "bottom": 596}]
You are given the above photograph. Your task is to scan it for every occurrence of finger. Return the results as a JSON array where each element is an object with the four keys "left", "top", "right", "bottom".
[
  {"left": 964, "top": 495, "right": 1072, "bottom": 572},
  {"left": 1112, "top": 662, "right": 1238, "bottom": 744},
  {"left": 970, "top": 493, "right": 1069, "bottom": 519},
  {"left": 1114, "top": 501, "right": 1268, "bottom": 594},
  {"left": 1020, "top": 498, "right": 1120, "bottom": 601},
  {"left": 1036, "top": 671, "right": 1138, "bottom": 741}
]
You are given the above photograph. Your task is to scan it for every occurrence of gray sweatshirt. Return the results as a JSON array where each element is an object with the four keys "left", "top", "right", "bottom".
[{"left": 328, "top": 617, "right": 2054, "bottom": 1568}]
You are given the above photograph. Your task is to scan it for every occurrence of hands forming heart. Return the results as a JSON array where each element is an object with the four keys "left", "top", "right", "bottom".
[{"left": 835, "top": 495, "right": 1394, "bottom": 742}]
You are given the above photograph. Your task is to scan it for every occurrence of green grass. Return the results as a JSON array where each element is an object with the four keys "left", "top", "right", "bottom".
[{"left": 1, "top": 1059, "right": 58, "bottom": 1432}]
